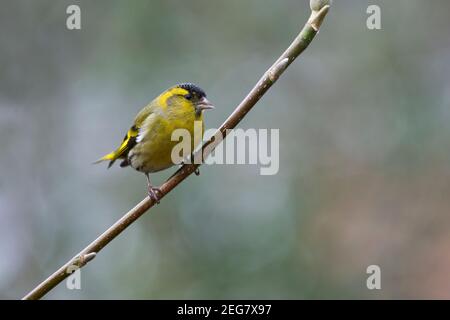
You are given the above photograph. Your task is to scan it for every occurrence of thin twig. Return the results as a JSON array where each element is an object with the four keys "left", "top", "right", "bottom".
[{"left": 22, "top": 0, "right": 331, "bottom": 300}]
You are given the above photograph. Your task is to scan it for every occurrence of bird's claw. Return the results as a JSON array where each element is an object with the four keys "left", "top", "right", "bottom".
[
  {"left": 178, "top": 160, "right": 200, "bottom": 176},
  {"left": 148, "top": 186, "right": 162, "bottom": 204}
]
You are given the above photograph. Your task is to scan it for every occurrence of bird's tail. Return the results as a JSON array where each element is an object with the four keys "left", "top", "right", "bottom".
[
  {"left": 93, "top": 151, "right": 118, "bottom": 169},
  {"left": 94, "top": 127, "right": 137, "bottom": 169}
]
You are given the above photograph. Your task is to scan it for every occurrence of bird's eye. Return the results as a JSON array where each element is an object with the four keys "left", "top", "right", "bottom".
[{"left": 185, "top": 93, "right": 192, "bottom": 100}]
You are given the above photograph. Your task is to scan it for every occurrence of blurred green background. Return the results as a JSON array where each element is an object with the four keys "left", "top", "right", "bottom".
[{"left": 1, "top": 0, "right": 450, "bottom": 299}]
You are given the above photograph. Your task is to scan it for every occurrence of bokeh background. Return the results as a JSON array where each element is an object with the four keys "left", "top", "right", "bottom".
[{"left": 1, "top": 0, "right": 450, "bottom": 299}]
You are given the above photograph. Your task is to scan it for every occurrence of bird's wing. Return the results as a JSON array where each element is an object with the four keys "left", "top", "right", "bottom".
[
  {"left": 94, "top": 105, "right": 155, "bottom": 168},
  {"left": 134, "top": 99, "right": 165, "bottom": 143},
  {"left": 136, "top": 112, "right": 159, "bottom": 143},
  {"left": 117, "top": 101, "right": 159, "bottom": 156},
  {"left": 94, "top": 100, "right": 160, "bottom": 168},
  {"left": 134, "top": 102, "right": 157, "bottom": 128}
]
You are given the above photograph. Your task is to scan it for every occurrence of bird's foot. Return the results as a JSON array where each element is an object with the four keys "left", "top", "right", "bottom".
[
  {"left": 178, "top": 160, "right": 200, "bottom": 176},
  {"left": 147, "top": 186, "right": 162, "bottom": 204}
]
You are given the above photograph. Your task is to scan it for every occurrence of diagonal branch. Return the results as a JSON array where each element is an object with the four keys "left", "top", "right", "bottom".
[{"left": 22, "top": 0, "right": 331, "bottom": 300}]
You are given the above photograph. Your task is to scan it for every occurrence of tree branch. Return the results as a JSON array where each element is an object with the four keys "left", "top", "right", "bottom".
[{"left": 22, "top": 0, "right": 331, "bottom": 300}]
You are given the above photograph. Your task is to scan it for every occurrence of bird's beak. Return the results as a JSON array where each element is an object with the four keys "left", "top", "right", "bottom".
[{"left": 197, "top": 97, "right": 215, "bottom": 111}]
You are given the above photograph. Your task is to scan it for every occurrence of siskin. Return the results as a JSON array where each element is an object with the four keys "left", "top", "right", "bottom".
[{"left": 95, "top": 83, "right": 214, "bottom": 202}]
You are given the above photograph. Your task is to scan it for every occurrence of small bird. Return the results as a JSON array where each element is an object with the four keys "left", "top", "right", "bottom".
[{"left": 95, "top": 83, "right": 214, "bottom": 202}]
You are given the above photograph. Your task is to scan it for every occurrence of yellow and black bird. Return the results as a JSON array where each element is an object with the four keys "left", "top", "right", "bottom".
[{"left": 95, "top": 83, "right": 214, "bottom": 202}]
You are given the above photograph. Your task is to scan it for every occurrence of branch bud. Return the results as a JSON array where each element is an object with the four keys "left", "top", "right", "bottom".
[
  {"left": 310, "top": 0, "right": 332, "bottom": 12},
  {"left": 308, "top": 0, "right": 331, "bottom": 31}
]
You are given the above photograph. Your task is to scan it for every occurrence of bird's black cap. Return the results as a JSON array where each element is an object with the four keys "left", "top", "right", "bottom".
[{"left": 178, "top": 83, "right": 206, "bottom": 98}]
